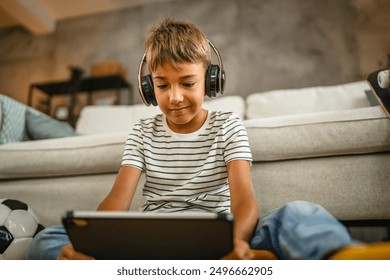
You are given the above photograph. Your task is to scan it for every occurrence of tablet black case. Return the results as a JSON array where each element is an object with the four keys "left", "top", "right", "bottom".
[{"left": 62, "top": 211, "right": 233, "bottom": 260}]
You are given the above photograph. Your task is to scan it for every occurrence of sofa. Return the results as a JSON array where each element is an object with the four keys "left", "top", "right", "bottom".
[{"left": 1, "top": 80, "right": 390, "bottom": 257}]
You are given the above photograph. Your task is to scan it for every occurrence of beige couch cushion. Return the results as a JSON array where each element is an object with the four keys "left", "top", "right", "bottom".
[
  {"left": 76, "top": 104, "right": 161, "bottom": 135},
  {"left": 246, "top": 81, "right": 371, "bottom": 119},
  {"left": 0, "top": 132, "right": 127, "bottom": 179},
  {"left": 245, "top": 106, "right": 390, "bottom": 161}
]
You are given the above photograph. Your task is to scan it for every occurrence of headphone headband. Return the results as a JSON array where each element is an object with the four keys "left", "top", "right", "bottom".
[
  {"left": 207, "top": 40, "right": 224, "bottom": 97},
  {"left": 138, "top": 39, "right": 225, "bottom": 106},
  {"left": 137, "top": 52, "right": 149, "bottom": 106}
]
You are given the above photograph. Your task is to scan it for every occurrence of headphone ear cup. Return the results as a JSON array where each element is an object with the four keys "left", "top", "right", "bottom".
[
  {"left": 141, "top": 74, "right": 157, "bottom": 106},
  {"left": 205, "top": 64, "right": 219, "bottom": 98},
  {"left": 205, "top": 64, "right": 225, "bottom": 98}
]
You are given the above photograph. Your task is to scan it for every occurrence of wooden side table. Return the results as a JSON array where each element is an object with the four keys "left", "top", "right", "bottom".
[{"left": 28, "top": 74, "right": 133, "bottom": 125}]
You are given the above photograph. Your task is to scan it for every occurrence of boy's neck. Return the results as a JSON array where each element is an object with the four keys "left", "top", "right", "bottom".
[{"left": 165, "top": 108, "right": 209, "bottom": 134}]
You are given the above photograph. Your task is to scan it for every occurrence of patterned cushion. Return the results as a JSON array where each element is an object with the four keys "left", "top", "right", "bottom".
[{"left": 0, "top": 95, "right": 29, "bottom": 144}]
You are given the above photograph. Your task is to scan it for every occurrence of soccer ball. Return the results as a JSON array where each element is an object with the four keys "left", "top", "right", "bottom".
[{"left": 0, "top": 198, "right": 45, "bottom": 260}]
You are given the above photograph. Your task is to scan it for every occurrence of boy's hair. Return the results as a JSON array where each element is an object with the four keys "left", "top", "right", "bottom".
[{"left": 144, "top": 18, "right": 211, "bottom": 72}]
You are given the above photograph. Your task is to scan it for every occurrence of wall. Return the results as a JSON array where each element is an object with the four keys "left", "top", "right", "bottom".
[{"left": 0, "top": 0, "right": 389, "bottom": 114}]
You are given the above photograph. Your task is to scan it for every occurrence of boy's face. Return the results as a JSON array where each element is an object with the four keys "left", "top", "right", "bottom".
[{"left": 152, "top": 61, "right": 208, "bottom": 133}]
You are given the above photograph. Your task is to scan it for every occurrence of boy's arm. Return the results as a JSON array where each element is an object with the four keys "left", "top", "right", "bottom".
[
  {"left": 225, "top": 160, "right": 259, "bottom": 259},
  {"left": 97, "top": 165, "right": 142, "bottom": 211}
]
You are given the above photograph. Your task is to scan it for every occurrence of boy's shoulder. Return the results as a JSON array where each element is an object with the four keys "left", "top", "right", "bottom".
[
  {"left": 136, "top": 113, "right": 164, "bottom": 126},
  {"left": 211, "top": 110, "right": 242, "bottom": 124},
  {"left": 130, "top": 114, "right": 164, "bottom": 134}
]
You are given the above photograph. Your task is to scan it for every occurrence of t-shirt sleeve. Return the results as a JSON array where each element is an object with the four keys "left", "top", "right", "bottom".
[
  {"left": 223, "top": 113, "right": 253, "bottom": 164},
  {"left": 121, "top": 122, "right": 145, "bottom": 171}
]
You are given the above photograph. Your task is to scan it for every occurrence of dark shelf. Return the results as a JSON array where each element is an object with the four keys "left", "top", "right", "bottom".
[
  {"left": 28, "top": 74, "right": 133, "bottom": 125},
  {"left": 31, "top": 75, "right": 131, "bottom": 96}
]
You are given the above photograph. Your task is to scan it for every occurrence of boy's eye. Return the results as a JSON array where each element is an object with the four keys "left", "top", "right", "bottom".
[
  {"left": 183, "top": 82, "right": 195, "bottom": 88},
  {"left": 156, "top": 84, "right": 168, "bottom": 89}
]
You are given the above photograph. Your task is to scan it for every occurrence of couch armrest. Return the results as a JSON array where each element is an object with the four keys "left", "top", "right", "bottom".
[{"left": 0, "top": 132, "right": 128, "bottom": 179}]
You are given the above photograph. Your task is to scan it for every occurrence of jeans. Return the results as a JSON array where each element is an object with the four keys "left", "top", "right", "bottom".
[
  {"left": 27, "top": 200, "right": 352, "bottom": 260},
  {"left": 249, "top": 200, "right": 352, "bottom": 259}
]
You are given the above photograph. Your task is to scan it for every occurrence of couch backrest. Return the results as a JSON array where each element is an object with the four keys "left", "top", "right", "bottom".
[
  {"left": 245, "top": 106, "right": 390, "bottom": 162},
  {"left": 245, "top": 81, "right": 371, "bottom": 119},
  {"left": 76, "top": 95, "right": 245, "bottom": 135}
]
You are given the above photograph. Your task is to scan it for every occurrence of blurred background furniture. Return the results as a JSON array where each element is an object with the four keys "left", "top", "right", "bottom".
[{"left": 28, "top": 74, "right": 132, "bottom": 125}]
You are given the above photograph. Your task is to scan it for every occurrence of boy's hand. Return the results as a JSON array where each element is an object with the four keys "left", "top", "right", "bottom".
[
  {"left": 222, "top": 239, "right": 254, "bottom": 260},
  {"left": 222, "top": 239, "right": 278, "bottom": 260},
  {"left": 58, "top": 243, "right": 95, "bottom": 260}
]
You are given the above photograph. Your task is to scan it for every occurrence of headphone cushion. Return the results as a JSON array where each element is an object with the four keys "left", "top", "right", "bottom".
[
  {"left": 205, "top": 64, "right": 219, "bottom": 98},
  {"left": 141, "top": 75, "right": 157, "bottom": 106}
]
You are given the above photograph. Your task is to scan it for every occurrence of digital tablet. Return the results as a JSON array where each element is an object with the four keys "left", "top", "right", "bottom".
[{"left": 62, "top": 211, "right": 233, "bottom": 260}]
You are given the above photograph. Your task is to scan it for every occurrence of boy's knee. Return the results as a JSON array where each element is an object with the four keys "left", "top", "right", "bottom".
[{"left": 281, "top": 200, "right": 325, "bottom": 216}]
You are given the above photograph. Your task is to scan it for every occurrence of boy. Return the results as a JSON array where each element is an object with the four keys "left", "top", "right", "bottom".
[{"left": 28, "top": 18, "right": 389, "bottom": 260}]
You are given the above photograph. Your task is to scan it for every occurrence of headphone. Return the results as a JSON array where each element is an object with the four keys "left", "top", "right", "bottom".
[{"left": 137, "top": 39, "right": 226, "bottom": 106}]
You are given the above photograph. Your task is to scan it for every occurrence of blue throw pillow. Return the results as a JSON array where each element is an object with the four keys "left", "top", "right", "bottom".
[
  {"left": 0, "top": 95, "right": 30, "bottom": 144},
  {"left": 25, "top": 108, "right": 77, "bottom": 140}
]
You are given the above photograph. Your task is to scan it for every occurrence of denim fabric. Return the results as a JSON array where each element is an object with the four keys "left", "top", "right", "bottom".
[
  {"left": 27, "top": 201, "right": 352, "bottom": 260},
  {"left": 250, "top": 200, "right": 352, "bottom": 259},
  {"left": 27, "top": 225, "right": 69, "bottom": 260}
]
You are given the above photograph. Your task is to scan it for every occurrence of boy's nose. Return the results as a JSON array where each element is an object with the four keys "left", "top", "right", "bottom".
[{"left": 169, "top": 87, "right": 184, "bottom": 104}]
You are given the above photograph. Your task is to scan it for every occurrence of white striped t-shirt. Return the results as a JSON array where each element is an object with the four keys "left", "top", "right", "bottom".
[{"left": 121, "top": 111, "right": 252, "bottom": 213}]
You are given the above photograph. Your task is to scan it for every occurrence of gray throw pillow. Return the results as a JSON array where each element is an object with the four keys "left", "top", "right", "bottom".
[
  {"left": 26, "top": 108, "right": 77, "bottom": 140},
  {"left": 0, "top": 101, "right": 2, "bottom": 129},
  {"left": 364, "top": 89, "right": 380, "bottom": 106}
]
